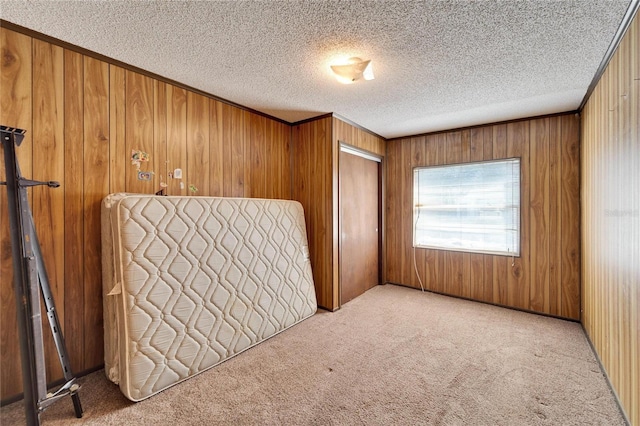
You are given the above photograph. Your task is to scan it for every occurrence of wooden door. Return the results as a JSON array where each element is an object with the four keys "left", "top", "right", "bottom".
[{"left": 339, "top": 149, "right": 380, "bottom": 305}]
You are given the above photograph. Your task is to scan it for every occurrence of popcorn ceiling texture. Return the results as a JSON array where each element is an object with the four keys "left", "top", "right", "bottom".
[{"left": 0, "top": 0, "right": 631, "bottom": 138}]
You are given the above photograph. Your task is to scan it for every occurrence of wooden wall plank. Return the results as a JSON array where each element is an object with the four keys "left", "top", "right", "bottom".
[
  {"left": 209, "top": 100, "right": 224, "bottom": 197},
  {"left": 186, "top": 92, "right": 210, "bottom": 196},
  {"left": 82, "top": 56, "right": 109, "bottom": 368},
  {"left": 109, "top": 66, "right": 126, "bottom": 194},
  {"left": 605, "top": 55, "right": 621, "bottom": 406},
  {"left": 309, "top": 120, "right": 320, "bottom": 303},
  {"left": 560, "top": 114, "right": 580, "bottom": 320},
  {"left": 425, "top": 135, "right": 441, "bottom": 295},
  {"left": 548, "top": 116, "right": 562, "bottom": 316},
  {"left": 242, "top": 110, "right": 251, "bottom": 197},
  {"left": 154, "top": 81, "right": 168, "bottom": 194},
  {"left": 250, "top": 113, "right": 266, "bottom": 198},
  {"left": 401, "top": 138, "right": 413, "bottom": 286},
  {"left": 166, "top": 84, "right": 187, "bottom": 196},
  {"left": 311, "top": 121, "right": 325, "bottom": 304},
  {"left": 506, "top": 121, "right": 530, "bottom": 311},
  {"left": 230, "top": 106, "right": 245, "bottom": 197},
  {"left": 280, "top": 122, "right": 292, "bottom": 200},
  {"left": 125, "top": 71, "right": 154, "bottom": 194},
  {"left": 221, "top": 103, "right": 233, "bottom": 196},
  {"left": 385, "top": 140, "right": 400, "bottom": 284},
  {"left": 325, "top": 118, "right": 335, "bottom": 307},
  {"left": 0, "top": 28, "right": 32, "bottom": 185},
  {"left": 292, "top": 124, "right": 310, "bottom": 292},
  {"left": 265, "top": 119, "right": 275, "bottom": 200},
  {"left": 529, "top": 118, "right": 550, "bottom": 313},
  {"left": 0, "top": 28, "right": 32, "bottom": 398},
  {"left": 63, "top": 49, "right": 85, "bottom": 372},
  {"left": 271, "top": 116, "right": 281, "bottom": 199},
  {"left": 410, "top": 137, "right": 425, "bottom": 290},
  {"left": 32, "top": 39, "right": 65, "bottom": 379},
  {"left": 269, "top": 119, "right": 280, "bottom": 200}
]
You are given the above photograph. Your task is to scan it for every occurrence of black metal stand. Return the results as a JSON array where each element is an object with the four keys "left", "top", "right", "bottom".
[{"left": 1, "top": 126, "right": 83, "bottom": 425}]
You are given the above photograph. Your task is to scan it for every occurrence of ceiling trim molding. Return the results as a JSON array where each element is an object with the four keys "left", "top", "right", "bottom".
[
  {"left": 0, "top": 19, "right": 291, "bottom": 126},
  {"left": 578, "top": 0, "right": 640, "bottom": 111},
  {"left": 290, "top": 113, "right": 334, "bottom": 127}
]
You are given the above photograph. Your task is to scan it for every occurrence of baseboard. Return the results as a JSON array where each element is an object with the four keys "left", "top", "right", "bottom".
[
  {"left": 580, "top": 324, "right": 631, "bottom": 426},
  {"left": 384, "top": 281, "right": 580, "bottom": 323}
]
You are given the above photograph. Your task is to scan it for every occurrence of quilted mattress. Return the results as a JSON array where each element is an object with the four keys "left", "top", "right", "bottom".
[{"left": 101, "top": 194, "right": 317, "bottom": 401}]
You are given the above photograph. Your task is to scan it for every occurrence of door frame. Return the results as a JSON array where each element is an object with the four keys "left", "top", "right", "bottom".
[{"left": 338, "top": 142, "right": 384, "bottom": 308}]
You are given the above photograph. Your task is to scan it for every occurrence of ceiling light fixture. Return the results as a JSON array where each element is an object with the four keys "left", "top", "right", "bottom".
[{"left": 330, "top": 57, "right": 374, "bottom": 84}]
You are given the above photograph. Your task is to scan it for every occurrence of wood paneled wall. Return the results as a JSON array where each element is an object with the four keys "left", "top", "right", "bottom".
[
  {"left": 292, "top": 116, "right": 385, "bottom": 311},
  {"left": 385, "top": 114, "right": 581, "bottom": 319},
  {"left": 333, "top": 117, "right": 385, "bottom": 157},
  {"left": 0, "top": 27, "right": 291, "bottom": 401},
  {"left": 581, "top": 12, "right": 639, "bottom": 425},
  {"left": 292, "top": 117, "right": 335, "bottom": 310}
]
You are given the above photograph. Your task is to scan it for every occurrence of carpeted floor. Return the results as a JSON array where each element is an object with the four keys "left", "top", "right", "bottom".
[{"left": 0, "top": 284, "right": 625, "bottom": 425}]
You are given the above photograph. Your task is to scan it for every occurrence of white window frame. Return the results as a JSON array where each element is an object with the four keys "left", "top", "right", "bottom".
[{"left": 413, "top": 158, "right": 521, "bottom": 257}]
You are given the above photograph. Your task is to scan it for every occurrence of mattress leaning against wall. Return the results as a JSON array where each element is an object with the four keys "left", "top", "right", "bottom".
[{"left": 101, "top": 194, "right": 317, "bottom": 401}]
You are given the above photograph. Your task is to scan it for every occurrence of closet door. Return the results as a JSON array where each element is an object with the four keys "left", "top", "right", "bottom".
[{"left": 339, "top": 148, "right": 380, "bottom": 305}]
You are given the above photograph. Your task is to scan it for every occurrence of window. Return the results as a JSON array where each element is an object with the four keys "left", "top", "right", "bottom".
[{"left": 413, "top": 158, "right": 520, "bottom": 256}]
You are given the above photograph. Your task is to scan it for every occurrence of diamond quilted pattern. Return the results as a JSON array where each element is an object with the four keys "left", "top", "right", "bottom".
[
  {"left": 149, "top": 321, "right": 177, "bottom": 352},
  {"left": 103, "top": 195, "right": 317, "bottom": 401}
]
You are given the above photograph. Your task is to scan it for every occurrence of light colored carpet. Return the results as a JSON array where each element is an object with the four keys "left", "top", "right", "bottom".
[{"left": 0, "top": 284, "right": 625, "bottom": 425}]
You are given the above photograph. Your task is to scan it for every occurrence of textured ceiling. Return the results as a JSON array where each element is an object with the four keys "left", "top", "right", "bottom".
[{"left": 0, "top": 0, "right": 632, "bottom": 138}]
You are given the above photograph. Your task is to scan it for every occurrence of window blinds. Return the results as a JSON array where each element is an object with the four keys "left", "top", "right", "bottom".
[{"left": 413, "top": 158, "right": 520, "bottom": 256}]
